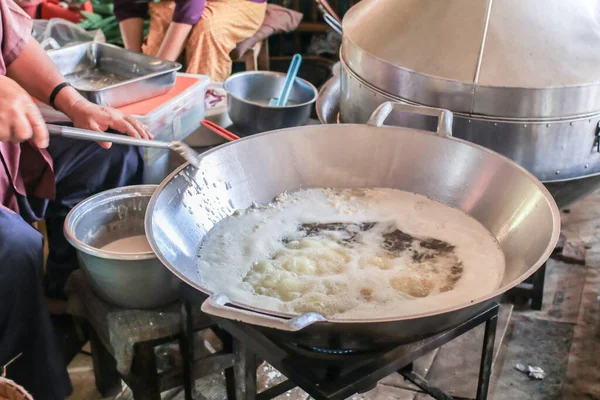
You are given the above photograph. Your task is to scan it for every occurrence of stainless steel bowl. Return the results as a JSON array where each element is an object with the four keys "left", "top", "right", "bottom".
[
  {"left": 64, "top": 185, "right": 179, "bottom": 309},
  {"left": 224, "top": 71, "right": 318, "bottom": 136}
]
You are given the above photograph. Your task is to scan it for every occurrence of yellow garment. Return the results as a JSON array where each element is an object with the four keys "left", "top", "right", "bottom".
[{"left": 143, "top": 0, "right": 266, "bottom": 81}]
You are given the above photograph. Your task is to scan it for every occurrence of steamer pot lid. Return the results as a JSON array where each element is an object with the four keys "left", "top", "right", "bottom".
[{"left": 342, "top": 0, "right": 600, "bottom": 118}]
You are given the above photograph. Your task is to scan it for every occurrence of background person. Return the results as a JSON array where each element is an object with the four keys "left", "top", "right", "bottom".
[{"left": 115, "top": 0, "right": 267, "bottom": 81}]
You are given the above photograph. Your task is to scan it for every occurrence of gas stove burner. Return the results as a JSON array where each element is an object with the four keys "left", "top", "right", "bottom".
[
  {"left": 307, "top": 347, "right": 358, "bottom": 355},
  {"left": 180, "top": 283, "right": 501, "bottom": 400},
  {"left": 276, "top": 341, "right": 374, "bottom": 362}
]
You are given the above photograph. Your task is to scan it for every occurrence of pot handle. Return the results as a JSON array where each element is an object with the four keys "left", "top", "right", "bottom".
[
  {"left": 366, "top": 102, "right": 454, "bottom": 138},
  {"left": 201, "top": 294, "right": 327, "bottom": 332}
]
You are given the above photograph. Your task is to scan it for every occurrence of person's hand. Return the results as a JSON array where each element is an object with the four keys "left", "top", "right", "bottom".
[
  {"left": 0, "top": 76, "right": 48, "bottom": 148},
  {"left": 65, "top": 99, "right": 153, "bottom": 149}
]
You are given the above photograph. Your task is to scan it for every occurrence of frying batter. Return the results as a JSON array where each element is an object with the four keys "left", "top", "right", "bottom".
[{"left": 198, "top": 188, "right": 505, "bottom": 319}]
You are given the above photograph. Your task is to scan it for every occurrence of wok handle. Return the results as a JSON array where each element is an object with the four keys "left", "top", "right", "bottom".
[
  {"left": 366, "top": 102, "right": 454, "bottom": 138},
  {"left": 201, "top": 294, "right": 326, "bottom": 332}
]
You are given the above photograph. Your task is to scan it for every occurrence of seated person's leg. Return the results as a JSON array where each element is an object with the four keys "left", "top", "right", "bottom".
[
  {"left": 143, "top": 0, "right": 175, "bottom": 57},
  {"left": 0, "top": 207, "right": 72, "bottom": 400},
  {"left": 185, "top": 0, "right": 267, "bottom": 81},
  {"left": 37, "top": 134, "right": 144, "bottom": 299}
]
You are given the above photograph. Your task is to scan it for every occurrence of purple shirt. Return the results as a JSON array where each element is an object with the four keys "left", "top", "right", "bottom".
[{"left": 114, "top": 0, "right": 266, "bottom": 26}]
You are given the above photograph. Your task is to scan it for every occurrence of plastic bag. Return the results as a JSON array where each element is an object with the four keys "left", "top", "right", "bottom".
[{"left": 31, "top": 18, "right": 105, "bottom": 50}]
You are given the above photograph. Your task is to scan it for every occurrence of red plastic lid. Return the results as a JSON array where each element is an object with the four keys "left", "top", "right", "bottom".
[
  {"left": 117, "top": 75, "right": 201, "bottom": 116},
  {"left": 40, "top": 1, "right": 92, "bottom": 23}
]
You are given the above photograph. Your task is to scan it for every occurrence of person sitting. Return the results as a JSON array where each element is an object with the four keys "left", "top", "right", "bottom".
[
  {"left": 114, "top": 0, "right": 267, "bottom": 82},
  {"left": 0, "top": 0, "right": 151, "bottom": 398}
]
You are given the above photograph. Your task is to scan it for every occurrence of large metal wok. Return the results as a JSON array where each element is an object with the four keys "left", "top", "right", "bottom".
[{"left": 145, "top": 103, "right": 560, "bottom": 350}]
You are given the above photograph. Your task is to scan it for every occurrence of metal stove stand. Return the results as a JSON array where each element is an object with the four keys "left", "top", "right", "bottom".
[{"left": 180, "top": 284, "right": 499, "bottom": 400}]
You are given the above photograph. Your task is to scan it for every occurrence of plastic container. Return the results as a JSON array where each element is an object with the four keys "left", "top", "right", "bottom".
[
  {"left": 32, "top": 19, "right": 105, "bottom": 50},
  {"left": 37, "top": 72, "right": 210, "bottom": 184},
  {"left": 119, "top": 73, "right": 210, "bottom": 183},
  {"left": 40, "top": 0, "right": 93, "bottom": 23}
]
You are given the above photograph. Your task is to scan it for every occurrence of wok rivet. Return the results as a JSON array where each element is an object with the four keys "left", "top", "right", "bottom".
[
  {"left": 570, "top": 122, "right": 574, "bottom": 126},
  {"left": 546, "top": 124, "right": 550, "bottom": 128},
  {"left": 556, "top": 171, "right": 560, "bottom": 175},
  {"left": 585, "top": 164, "right": 589, "bottom": 168},
  {"left": 523, "top": 124, "right": 528, "bottom": 128},
  {"left": 494, "top": 123, "right": 498, "bottom": 126}
]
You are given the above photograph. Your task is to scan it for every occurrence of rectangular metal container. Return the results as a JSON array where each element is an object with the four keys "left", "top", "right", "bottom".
[{"left": 48, "top": 43, "right": 181, "bottom": 108}]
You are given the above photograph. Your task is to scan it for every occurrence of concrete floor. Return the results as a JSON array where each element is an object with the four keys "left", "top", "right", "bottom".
[{"left": 66, "top": 192, "right": 600, "bottom": 400}]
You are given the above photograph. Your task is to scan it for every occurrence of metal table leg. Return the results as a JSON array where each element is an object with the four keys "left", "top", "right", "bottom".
[
  {"left": 180, "top": 301, "right": 196, "bottom": 400},
  {"left": 399, "top": 306, "right": 499, "bottom": 400},
  {"left": 531, "top": 262, "right": 546, "bottom": 311},
  {"left": 475, "top": 312, "right": 498, "bottom": 400},
  {"left": 234, "top": 339, "right": 257, "bottom": 400}
]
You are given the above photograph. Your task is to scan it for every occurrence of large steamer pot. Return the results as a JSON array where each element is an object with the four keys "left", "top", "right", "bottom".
[
  {"left": 340, "top": 0, "right": 600, "bottom": 118},
  {"left": 339, "top": 59, "right": 600, "bottom": 183},
  {"left": 321, "top": 70, "right": 600, "bottom": 209},
  {"left": 145, "top": 102, "right": 560, "bottom": 350},
  {"left": 334, "top": 0, "right": 600, "bottom": 201}
]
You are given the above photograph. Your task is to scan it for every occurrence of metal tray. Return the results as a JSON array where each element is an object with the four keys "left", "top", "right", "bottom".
[{"left": 48, "top": 43, "right": 181, "bottom": 108}]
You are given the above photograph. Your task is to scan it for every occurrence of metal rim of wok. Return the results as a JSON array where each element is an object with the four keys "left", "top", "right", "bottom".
[
  {"left": 65, "top": 185, "right": 158, "bottom": 261},
  {"left": 145, "top": 103, "right": 561, "bottom": 327}
]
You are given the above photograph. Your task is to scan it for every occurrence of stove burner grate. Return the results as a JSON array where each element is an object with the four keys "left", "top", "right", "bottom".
[{"left": 180, "top": 284, "right": 500, "bottom": 400}]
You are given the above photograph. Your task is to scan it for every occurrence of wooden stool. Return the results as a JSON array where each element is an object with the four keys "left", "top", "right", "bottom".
[
  {"left": 65, "top": 270, "right": 235, "bottom": 400},
  {"left": 232, "top": 38, "right": 270, "bottom": 71}
]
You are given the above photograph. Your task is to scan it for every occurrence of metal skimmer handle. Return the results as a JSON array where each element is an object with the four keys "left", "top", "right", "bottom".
[
  {"left": 366, "top": 102, "right": 454, "bottom": 138},
  {"left": 47, "top": 124, "right": 171, "bottom": 149}
]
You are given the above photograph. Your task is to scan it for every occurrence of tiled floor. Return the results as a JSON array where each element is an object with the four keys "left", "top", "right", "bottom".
[{"left": 66, "top": 193, "right": 600, "bottom": 400}]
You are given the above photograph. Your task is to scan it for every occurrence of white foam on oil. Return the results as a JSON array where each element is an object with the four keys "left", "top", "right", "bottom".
[{"left": 196, "top": 188, "right": 505, "bottom": 319}]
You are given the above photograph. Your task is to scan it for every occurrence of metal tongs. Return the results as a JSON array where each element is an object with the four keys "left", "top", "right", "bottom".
[
  {"left": 2, "top": 353, "right": 22, "bottom": 379},
  {"left": 47, "top": 124, "right": 201, "bottom": 168},
  {"left": 315, "top": 0, "right": 343, "bottom": 35}
]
